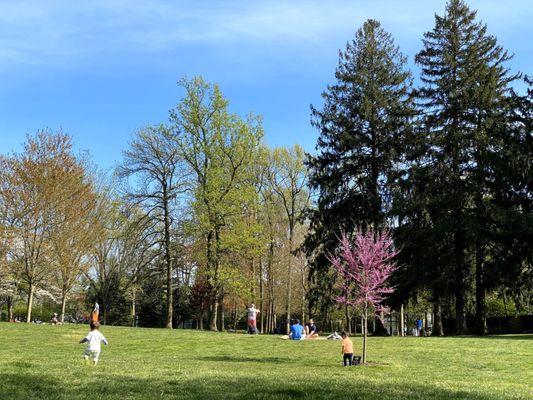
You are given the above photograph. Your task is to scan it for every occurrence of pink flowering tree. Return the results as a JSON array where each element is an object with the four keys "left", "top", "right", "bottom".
[{"left": 330, "top": 228, "right": 398, "bottom": 363}]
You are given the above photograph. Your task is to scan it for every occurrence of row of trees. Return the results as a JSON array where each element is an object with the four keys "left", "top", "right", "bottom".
[
  {"left": 118, "top": 78, "right": 310, "bottom": 332},
  {"left": 0, "top": 79, "right": 310, "bottom": 332},
  {"left": 305, "top": 0, "right": 531, "bottom": 335}
]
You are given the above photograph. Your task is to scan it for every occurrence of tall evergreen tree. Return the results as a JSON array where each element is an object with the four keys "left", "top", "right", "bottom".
[
  {"left": 304, "top": 19, "right": 414, "bottom": 317},
  {"left": 414, "top": 0, "right": 519, "bottom": 334},
  {"left": 485, "top": 77, "right": 533, "bottom": 317}
]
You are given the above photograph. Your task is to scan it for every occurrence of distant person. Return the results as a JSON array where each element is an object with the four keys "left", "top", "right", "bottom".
[
  {"left": 305, "top": 319, "right": 319, "bottom": 339},
  {"left": 79, "top": 321, "right": 108, "bottom": 366},
  {"left": 91, "top": 303, "right": 99, "bottom": 323},
  {"left": 289, "top": 319, "right": 305, "bottom": 340},
  {"left": 326, "top": 331, "right": 342, "bottom": 340},
  {"left": 341, "top": 331, "right": 354, "bottom": 366},
  {"left": 51, "top": 313, "right": 61, "bottom": 325},
  {"left": 247, "top": 303, "right": 260, "bottom": 334},
  {"left": 416, "top": 318, "right": 423, "bottom": 336}
]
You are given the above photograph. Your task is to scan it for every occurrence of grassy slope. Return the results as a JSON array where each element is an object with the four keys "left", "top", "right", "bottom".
[{"left": 0, "top": 323, "right": 531, "bottom": 400}]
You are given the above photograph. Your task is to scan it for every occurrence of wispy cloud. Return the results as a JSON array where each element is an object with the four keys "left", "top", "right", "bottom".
[{"left": 0, "top": 0, "right": 530, "bottom": 69}]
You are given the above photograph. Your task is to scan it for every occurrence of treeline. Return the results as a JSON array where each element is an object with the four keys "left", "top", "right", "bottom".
[
  {"left": 0, "top": 78, "right": 310, "bottom": 332},
  {"left": 304, "top": 0, "right": 531, "bottom": 335}
]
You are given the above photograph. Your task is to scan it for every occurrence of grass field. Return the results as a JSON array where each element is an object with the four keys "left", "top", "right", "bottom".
[{"left": 0, "top": 322, "right": 531, "bottom": 400}]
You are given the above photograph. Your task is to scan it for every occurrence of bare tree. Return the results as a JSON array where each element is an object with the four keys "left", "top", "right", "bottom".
[
  {"left": 117, "top": 125, "right": 185, "bottom": 328},
  {"left": 0, "top": 131, "right": 84, "bottom": 322},
  {"left": 267, "top": 145, "right": 309, "bottom": 333},
  {"left": 49, "top": 160, "right": 100, "bottom": 322}
]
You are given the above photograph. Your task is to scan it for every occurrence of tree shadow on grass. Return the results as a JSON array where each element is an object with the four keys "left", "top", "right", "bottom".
[
  {"left": 478, "top": 334, "right": 533, "bottom": 340},
  {"left": 199, "top": 355, "right": 287, "bottom": 363},
  {"left": 0, "top": 372, "right": 520, "bottom": 400}
]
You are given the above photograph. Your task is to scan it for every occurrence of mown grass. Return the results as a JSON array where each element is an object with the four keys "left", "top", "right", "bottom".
[{"left": 0, "top": 322, "right": 531, "bottom": 399}]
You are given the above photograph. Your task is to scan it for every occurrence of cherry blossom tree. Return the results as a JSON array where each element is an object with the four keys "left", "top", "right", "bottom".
[{"left": 330, "top": 228, "right": 398, "bottom": 363}]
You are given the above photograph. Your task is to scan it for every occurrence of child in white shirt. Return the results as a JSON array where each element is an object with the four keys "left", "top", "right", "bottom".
[{"left": 79, "top": 321, "right": 108, "bottom": 365}]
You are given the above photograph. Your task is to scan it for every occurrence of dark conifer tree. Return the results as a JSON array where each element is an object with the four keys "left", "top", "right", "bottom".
[
  {"left": 304, "top": 19, "right": 415, "bottom": 318},
  {"left": 414, "top": 0, "right": 518, "bottom": 334},
  {"left": 485, "top": 77, "right": 533, "bottom": 318}
]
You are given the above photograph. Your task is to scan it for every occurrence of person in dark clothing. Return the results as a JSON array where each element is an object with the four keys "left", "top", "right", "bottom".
[{"left": 305, "top": 319, "right": 319, "bottom": 339}]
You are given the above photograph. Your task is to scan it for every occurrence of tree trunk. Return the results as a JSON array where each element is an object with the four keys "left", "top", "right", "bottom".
[
  {"left": 251, "top": 258, "right": 256, "bottom": 300},
  {"left": 208, "top": 226, "right": 221, "bottom": 332},
  {"left": 266, "top": 300, "right": 271, "bottom": 334},
  {"left": 131, "top": 287, "right": 136, "bottom": 327},
  {"left": 60, "top": 288, "right": 67, "bottom": 323},
  {"left": 198, "top": 315, "right": 204, "bottom": 330},
  {"left": 301, "top": 268, "right": 306, "bottom": 325},
  {"left": 454, "top": 230, "right": 468, "bottom": 334},
  {"left": 219, "top": 293, "right": 225, "bottom": 331},
  {"left": 26, "top": 282, "right": 35, "bottom": 323},
  {"left": 259, "top": 259, "right": 264, "bottom": 333},
  {"left": 475, "top": 241, "right": 488, "bottom": 335},
  {"left": 362, "top": 306, "right": 368, "bottom": 363},
  {"left": 345, "top": 305, "right": 352, "bottom": 335},
  {"left": 163, "top": 189, "right": 173, "bottom": 329},
  {"left": 209, "top": 299, "right": 219, "bottom": 331},
  {"left": 400, "top": 304, "right": 405, "bottom": 337},
  {"left": 285, "top": 229, "right": 293, "bottom": 334},
  {"left": 7, "top": 296, "right": 14, "bottom": 322},
  {"left": 267, "top": 238, "right": 275, "bottom": 333},
  {"left": 432, "top": 296, "right": 444, "bottom": 336}
]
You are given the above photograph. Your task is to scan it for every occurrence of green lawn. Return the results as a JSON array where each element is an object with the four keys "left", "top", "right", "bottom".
[{"left": 0, "top": 322, "right": 531, "bottom": 400}]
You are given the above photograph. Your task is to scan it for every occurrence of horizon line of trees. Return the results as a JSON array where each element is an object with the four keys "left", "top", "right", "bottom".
[{"left": 1, "top": 0, "right": 530, "bottom": 335}]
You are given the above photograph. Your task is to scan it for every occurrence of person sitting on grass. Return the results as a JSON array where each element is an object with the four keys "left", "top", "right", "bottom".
[
  {"left": 50, "top": 313, "right": 62, "bottom": 325},
  {"left": 305, "top": 319, "right": 318, "bottom": 339},
  {"left": 341, "top": 331, "right": 354, "bottom": 366},
  {"left": 79, "top": 321, "right": 108, "bottom": 366},
  {"left": 289, "top": 319, "right": 305, "bottom": 340}
]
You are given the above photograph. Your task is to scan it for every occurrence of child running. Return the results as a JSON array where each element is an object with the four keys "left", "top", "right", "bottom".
[
  {"left": 341, "top": 331, "right": 353, "bottom": 366},
  {"left": 79, "top": 321, "right": 108, "bottom": 366}
]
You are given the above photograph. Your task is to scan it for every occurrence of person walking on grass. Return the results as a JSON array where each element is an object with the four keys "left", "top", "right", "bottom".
[
  {"left": 79, "top": 321, "right": 108, "bottom": 366},
  {"left": 247, "top": 303, "right": 260, "bottom": 334},
  {"left": 341, "top": 331, "right": 354, "bottom": 366}
]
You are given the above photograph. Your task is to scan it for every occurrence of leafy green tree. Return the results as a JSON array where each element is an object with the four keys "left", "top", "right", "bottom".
[{"left": 169, "top": 76, "right": 263, "bottom": 331}]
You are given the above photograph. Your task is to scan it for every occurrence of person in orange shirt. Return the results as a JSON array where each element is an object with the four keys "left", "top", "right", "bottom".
[
  {"left": 341, "top": 331, "right": 354, "bottom": 366},
  {"left": 90, "top": 303, "right": 99, "bottom": 323}
]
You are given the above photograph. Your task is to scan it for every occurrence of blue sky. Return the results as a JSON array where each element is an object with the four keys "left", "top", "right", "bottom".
[{"left": 0, "top": 0, "right": 531, "bottom": 169}]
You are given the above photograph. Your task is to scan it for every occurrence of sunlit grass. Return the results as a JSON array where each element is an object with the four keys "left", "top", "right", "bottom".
[{"left": 1, "top": 322, "right": 531, "bottom": 399}]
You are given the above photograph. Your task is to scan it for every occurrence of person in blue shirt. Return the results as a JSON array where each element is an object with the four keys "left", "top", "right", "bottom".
[
  {"left": 416, "top": 318, "right": 423, "bottom": 336},
  {"left": 289, "top": 319, "right": 305, "bottom": 340}
]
